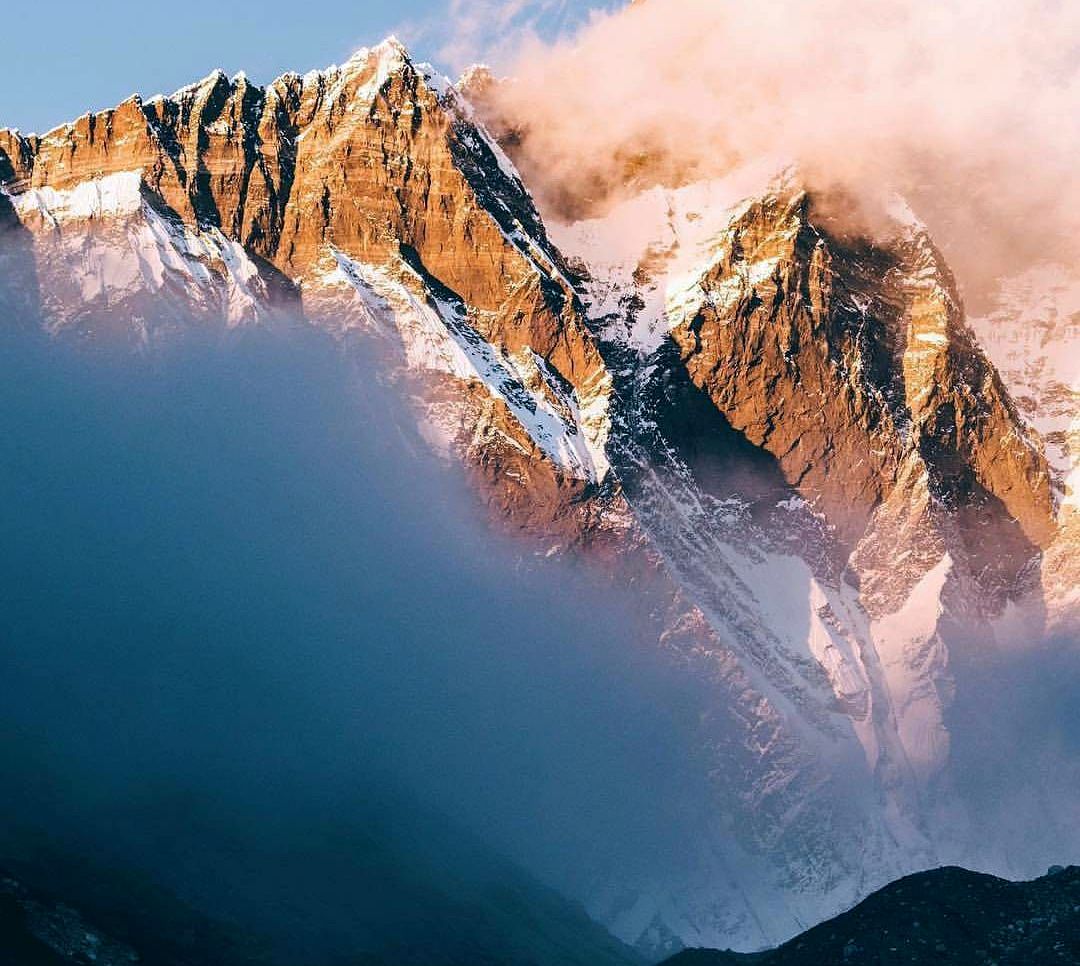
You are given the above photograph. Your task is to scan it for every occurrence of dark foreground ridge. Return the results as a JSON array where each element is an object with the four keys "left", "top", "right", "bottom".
[
  {"left": 0, "top": 866, "right": 260, "bottom": 966},
  {"left": 7, "top": 862, "right": 1080, "bottom": 966},
  {"left": 0, "top": 858, "right": 642, "bottom": 966},
  {"left": 664, "top": 865, "right": 1080, "bottom": 965}
]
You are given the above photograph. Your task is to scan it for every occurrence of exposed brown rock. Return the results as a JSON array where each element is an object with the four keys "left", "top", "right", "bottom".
[{"left": 667, "top": 189, "right": 1056, "bottom": 556}]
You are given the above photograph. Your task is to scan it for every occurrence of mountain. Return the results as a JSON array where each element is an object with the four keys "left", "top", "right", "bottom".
[
  {"left": 1, "top": 36, "right": 1078, "bottom": 957},
  {"left": 0, "top": 38, "right": 611, "bottom": 537},
  {"left": 662, "top": 865, "right": 1080, "bottom": 965}
]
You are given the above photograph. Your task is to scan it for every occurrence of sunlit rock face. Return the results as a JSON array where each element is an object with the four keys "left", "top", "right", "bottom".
[
  {"left": 2, "top": 38, "right": 1078, "bottom": 957},
  {"left": 0, "top": 40, "right": 613, "bottom": 542}
]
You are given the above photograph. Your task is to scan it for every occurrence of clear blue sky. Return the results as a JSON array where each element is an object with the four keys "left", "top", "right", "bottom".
[{"left": 0, "top": 0, "right": 606, "bottom": 134}]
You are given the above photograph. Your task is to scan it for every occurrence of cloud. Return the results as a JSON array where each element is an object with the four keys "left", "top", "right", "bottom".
[
  {"left": 465, "top": 0, "right": 1080, "bottom": 300},
  {"left": 427, "top": 0, "right": 617, "bottom": 73}
]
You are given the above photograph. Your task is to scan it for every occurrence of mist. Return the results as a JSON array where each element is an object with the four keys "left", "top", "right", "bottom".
[
  {"left": 463, "top": 0, "right": 1080, "bottom": 304},
  {"left": 0, "top": 325, "right": 710, "bottom": 963}
]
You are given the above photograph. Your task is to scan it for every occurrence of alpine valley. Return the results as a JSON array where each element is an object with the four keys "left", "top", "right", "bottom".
[{"left": 1, "top": 35, "right": 1078, "bottom": 960}]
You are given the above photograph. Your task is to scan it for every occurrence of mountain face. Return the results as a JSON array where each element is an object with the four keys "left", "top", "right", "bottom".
[
  {"left": 0, "top": 38, "right": 610, "bottom": 536},
  {"left": 663, "top": 865, "right": 1080, "bottom": 966},
  {"left": 1, "top": 38, "right": 1078, "bottom": 957}
]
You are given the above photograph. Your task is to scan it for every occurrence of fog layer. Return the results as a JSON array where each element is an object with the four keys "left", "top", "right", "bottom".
[{"left": 0, "top": 328, "right": 705, "bottom": 962}]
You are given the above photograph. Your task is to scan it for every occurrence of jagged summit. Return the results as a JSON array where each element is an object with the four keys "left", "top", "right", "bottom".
[
  {"left": 0, "top": 36, "right": 612, "bottom": 495},
  {"left": 0, "top": 37, "right": 416, "bottom": 139}
]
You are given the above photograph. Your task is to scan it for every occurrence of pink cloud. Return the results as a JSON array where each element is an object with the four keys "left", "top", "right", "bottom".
[{"left": 462, "top": 0, "right": 1080, "bottom": 302}]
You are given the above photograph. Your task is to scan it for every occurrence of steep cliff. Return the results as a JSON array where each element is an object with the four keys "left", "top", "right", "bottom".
[{"left": 0, "top": 40, "right": 613, "bottom": 540}]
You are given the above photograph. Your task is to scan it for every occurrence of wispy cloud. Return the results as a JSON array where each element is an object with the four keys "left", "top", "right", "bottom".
[
  {"left": 466, "top": 0, "right": 1080, "bottom": 300},
  {"left": 401, "top": 0, "right": 614, "bottom": 75}
]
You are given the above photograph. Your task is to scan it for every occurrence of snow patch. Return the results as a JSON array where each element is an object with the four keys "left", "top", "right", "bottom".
[
  {"left": 10, "top": 170, "right": 144, "bottom": 224},
  {"left": 321, "top": 249, "right": 608, "bottom": 482},
  {"left": 870, "top": 553, "right": 953, "bottom": 779},
  {"left": 551, "top": 160, "right": 790, "bottom": 353},
  {"left": 970, "top": 263, "right": 1080, "bottom": 507},
  {"left": 9, "top": 170, "right": 264, "bottom": 327}
]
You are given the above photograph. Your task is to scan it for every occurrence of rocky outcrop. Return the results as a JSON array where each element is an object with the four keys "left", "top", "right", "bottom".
[
  {"left": 551, "top": 171, "right": 1076, "bottom": 949},
  {"left": 0, "top": 41, "right": 598, "bottom": 375},
  {"left": 666, "top": 188, "right": 1054, "bottom": 557},
  {"left": 663, "top": 865, "right": 1080, "bottom": 966}
]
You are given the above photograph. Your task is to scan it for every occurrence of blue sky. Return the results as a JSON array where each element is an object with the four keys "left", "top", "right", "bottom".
[{"left": 0, "top": 0, "right": 606, "bottom": 134}]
